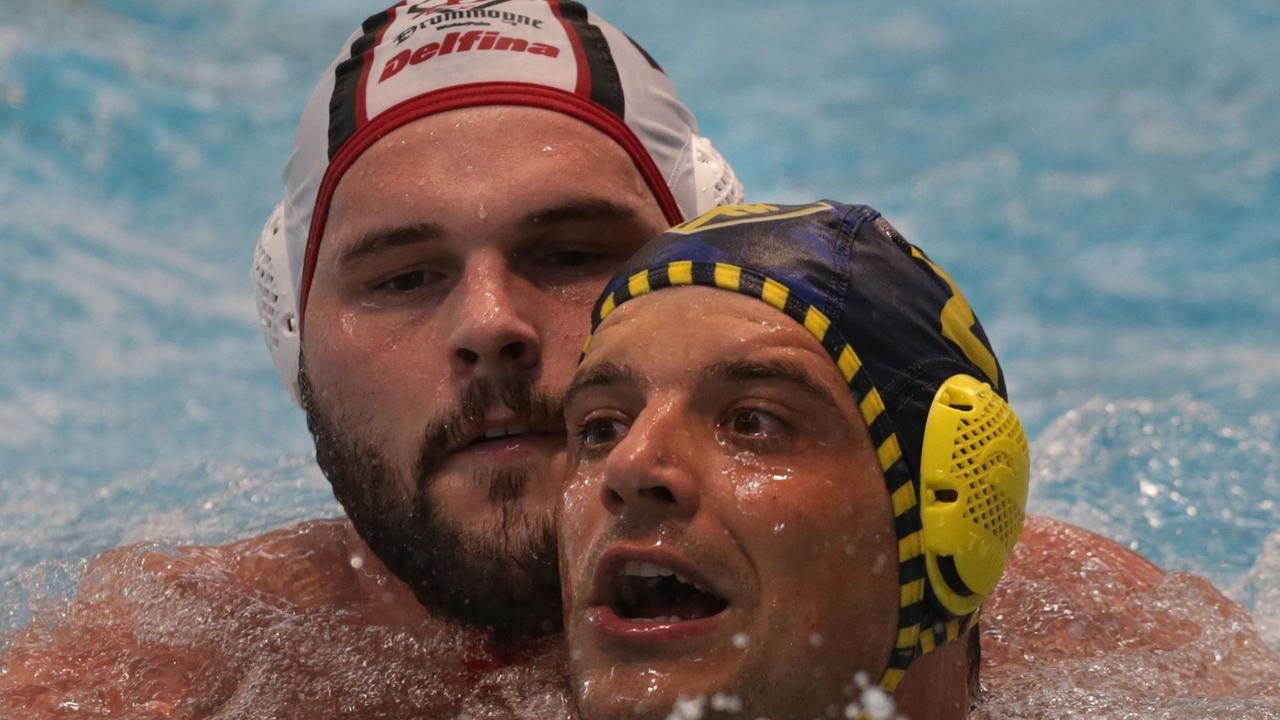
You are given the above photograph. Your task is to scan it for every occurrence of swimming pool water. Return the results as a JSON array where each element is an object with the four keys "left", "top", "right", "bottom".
[{"left": 1, "top": 0, "right": 1277, "bottom": 688}]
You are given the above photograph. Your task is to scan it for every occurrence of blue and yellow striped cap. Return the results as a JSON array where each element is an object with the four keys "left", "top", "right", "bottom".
[{"left": 585, "top": 200, "right": 1007, "bottom": 690}]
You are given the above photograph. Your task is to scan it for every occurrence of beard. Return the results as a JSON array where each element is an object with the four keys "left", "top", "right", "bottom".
[{"left": 298, "top": 361, "right": 564, "bottom": 644}]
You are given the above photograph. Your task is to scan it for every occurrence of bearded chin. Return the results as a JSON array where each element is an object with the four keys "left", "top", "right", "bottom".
[{"left": 298, "top": 366, "right": 563, "bottom": 643}]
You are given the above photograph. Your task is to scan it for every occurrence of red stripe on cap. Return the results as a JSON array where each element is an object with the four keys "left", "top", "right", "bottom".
[
  {"left": 547, "top": 0, "right": 591, "bottom": 97},
  {"left": 355, "top": 4, "right": 400, "bottom": 126},
  {"left": 298, "top": 82, "right": 686, "bottom": 326}
]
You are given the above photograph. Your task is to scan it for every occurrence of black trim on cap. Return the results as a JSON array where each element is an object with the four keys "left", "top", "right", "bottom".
[
  {"left": 623, "top": 31, "right": 664, "bottom": 73},
  {"left": 328, "top": 9, "right": 395, "bottom": 159},
  {"left": 646, "top": 266, "right": 671, "bottom": 291},
  {"left": 556, "top": 1, "right": 626, "bottom": 118}
]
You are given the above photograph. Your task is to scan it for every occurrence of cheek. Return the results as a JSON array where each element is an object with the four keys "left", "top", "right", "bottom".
[
  {"left": 559, "top": 471, "right": 596, "bottom": 546},
  {"left": 731, "top": 467, "right": 898, "bottom": 637},
  {"left": 558, "top": 469, "right": 606, "bottom": 600},
  {"left": 302, "top": 303, "right": 455, "bottom": 457},
  {"left": 306, "top": 322, "right": 447, "bottom": 405},
  {"left": 536, "top": 284, "right": 604, "bottom": 371},
  {"left": 305, "top": 279, "right": 451, "bottom": 377},
  {"left": 800, "top": 495, "right": 899, "bottom": 672}
]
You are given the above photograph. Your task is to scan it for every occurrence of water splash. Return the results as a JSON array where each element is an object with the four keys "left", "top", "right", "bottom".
[{"left": 1029, "top": 395, "right": 1279, "bottom": 618}]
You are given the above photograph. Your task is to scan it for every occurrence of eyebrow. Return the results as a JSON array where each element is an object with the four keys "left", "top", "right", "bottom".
[
  {"left": 337, "top": 222, "right": 445, "bottom": 270},
  {"left": 521, "top": 199, "right": 638, "bottom": 228},
  {"left": 335, "top": 199, "right": 640, "bottom": 271},
  {"left": 703, "top": 358, "right": 843, "bottom": 412},
  {"left": 564, "top": 361, "right": 648, "bottom": 410},
  {"left": 565, "top": 357, "right": 844, "bottom": 414}
]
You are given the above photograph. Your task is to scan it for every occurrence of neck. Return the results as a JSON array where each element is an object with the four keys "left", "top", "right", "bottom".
[{"left": 891, "top": 630, "right": 974, "bottom": 720}]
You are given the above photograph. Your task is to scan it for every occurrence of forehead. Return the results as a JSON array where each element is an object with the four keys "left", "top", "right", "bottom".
[
  {"left": 324, "top": 105, "right": 655, "bottom": 240},
  {"left": 585, "top": 287, "right": 843, "bottom": 385}
]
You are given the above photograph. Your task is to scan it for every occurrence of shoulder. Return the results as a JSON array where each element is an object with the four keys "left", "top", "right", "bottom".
[{"left": 980, "top": 514, "right": 1280, "bottom": 705}]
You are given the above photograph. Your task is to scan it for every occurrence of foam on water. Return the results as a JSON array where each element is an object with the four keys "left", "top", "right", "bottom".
[
  {"left": 1240, "top": 531, "right": 1280, "bottom": 652},
  {"left": 980, "top": 517, "right": 1280, "bottom": 719},
  {"left": 3, "top": 523, "right": 572, "bottom": 719},
  {"left": 1029, "top": 396, "right": 1280, "bottom": 634},
  {"left": 0, "top": 455, "right": 337, "bottom": 634}
]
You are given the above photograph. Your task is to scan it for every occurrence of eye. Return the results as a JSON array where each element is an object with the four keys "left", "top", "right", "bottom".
[
  {"left": 530, "top": 246, "right": 616, "bottom": 275},
  {"left": 577, "top": 415, "right": 630, "bottom": 448},
  {"left": 545, "top": 249, "right": 601, "bottom": 268},
  {"left": 370, "top": 268, "right": 445, "bottom": 296},
  {"left": 385, "top": 270, "right": 426, "bottom": 292},
  {"left": 722, "top": 407, "right": 790, "bottom": 445}
]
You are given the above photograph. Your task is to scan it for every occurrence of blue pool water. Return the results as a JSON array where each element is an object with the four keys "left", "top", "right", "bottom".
[{"left": 1, "top": 0, "right": 1277, "bottom": 679}]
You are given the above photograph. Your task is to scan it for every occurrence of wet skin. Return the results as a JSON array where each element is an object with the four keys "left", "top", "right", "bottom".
[
  {"left": 7, "top": 515, "right": 1279, "bottom": 717},
  {"left": 301, "top": 104, "right": 669, "bottom": 588},
  {"left": 560, "top": 287, "right": 907, "bottom": 720},
  {"left": 2, "top": 113, "right": 1277, "bottom": 715}
]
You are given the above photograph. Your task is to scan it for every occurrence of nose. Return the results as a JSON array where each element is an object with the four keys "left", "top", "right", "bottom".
[
  {"left": 445, "top": 254, "right": 542, "bottom": 379},
  {"left": 600, "top": 406, "right": 700, "bottom": 521}
]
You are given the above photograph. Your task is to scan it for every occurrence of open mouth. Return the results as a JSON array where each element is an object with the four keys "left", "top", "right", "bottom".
[{"left": 608, "top": 560, "right": 728, "bottom": 623}]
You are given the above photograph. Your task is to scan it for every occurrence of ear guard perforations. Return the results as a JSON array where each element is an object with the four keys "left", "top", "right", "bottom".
[
  {"left": 919, "top": 374, "right": 1029, "bottom": 616},
  {"left": 252, "top": 202, "right": 302, "bottom": 404}
]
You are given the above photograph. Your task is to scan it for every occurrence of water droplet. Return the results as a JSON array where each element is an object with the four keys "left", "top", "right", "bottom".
[
  {"left": 670, "top": 694, "right": 707, "bottom": 720},
  {"left": 871, "top": 553, "right": 888, "bottom": 574},
  {"left": 710, "top": 693, "right": 742, "bottom": 713},
  {"left": 859, "top": 686, "right": 896, "bottom": 720}
]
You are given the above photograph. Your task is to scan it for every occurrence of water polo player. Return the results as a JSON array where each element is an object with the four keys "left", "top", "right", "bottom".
[
  {"left": 1, "top": 1, "right": 744, "bottom": 714},
  {"left": 253, "top": 0, "right": 741, "bottom": 643},
  {"left": 561, "top": 201, "right": 1029, "bottom": 719}
]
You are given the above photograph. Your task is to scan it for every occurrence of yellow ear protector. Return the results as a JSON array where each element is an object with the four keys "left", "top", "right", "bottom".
[{"left": 918, "top": 374, "right": 1030, "bottom": 616}]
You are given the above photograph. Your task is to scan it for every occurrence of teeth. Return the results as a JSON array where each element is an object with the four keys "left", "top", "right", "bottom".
[
  {"left": 483, "top": 424, "right": 530, "bottom": 440},
  {"left": 619, "top": 562, "right": 712, "bottom": 594},
  {"left": 622, "top": 561, "right": 674, "bottom": 578},
  {"left": 674, "top": 570, "right": 712, "bottom": 594}
]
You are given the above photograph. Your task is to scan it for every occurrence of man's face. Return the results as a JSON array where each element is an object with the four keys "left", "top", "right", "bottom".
[
  {"left": 561, "top": 287, "right": 900, "bottom": 719},
  {"left": 299, "top": 106, "right": 669, "bottom": 639}
]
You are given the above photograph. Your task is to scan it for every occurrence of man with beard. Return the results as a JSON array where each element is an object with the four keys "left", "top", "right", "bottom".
[
  {"left": 269, "top": 0, "right": 743, "bottom": 645},
  {"left": 0, "top": 1, "right": 742, "bottom": 716}
]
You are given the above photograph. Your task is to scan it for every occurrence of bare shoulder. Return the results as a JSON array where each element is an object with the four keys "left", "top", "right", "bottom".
[
  {"left": 68, "top": 517, "right": 420, "bottom": 615},
  {"left": 1000, "top": 514, "right": 1165, "bottom": 590},
  {"left": 0, "top": 519, "right": 448, "bottom": 717},
  {"left": 979, "top": 514, "right": 1280, "bottom": 709}
]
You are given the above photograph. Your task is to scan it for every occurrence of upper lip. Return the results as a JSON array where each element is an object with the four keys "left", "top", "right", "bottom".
[{"left": 588, "top": 544, "right": 729, "bottom": 610}]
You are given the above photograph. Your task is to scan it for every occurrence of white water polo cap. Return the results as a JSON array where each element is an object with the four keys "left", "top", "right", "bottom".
[{"left": 254, "top": 0, "right": 744, "bottom": 403}]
